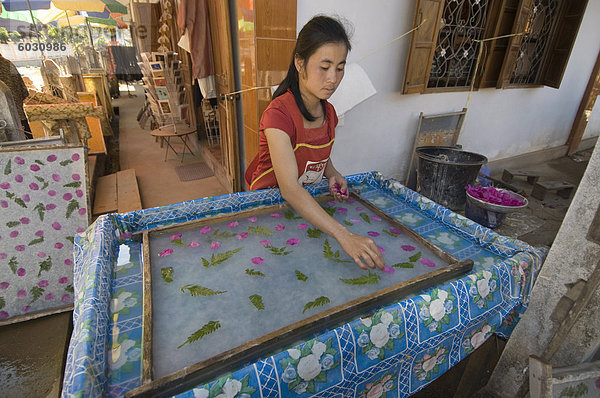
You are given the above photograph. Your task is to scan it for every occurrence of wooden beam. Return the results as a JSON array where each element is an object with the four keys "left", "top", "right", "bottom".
[
  {"left": 92, "top": 173, "right": 117, "bottom": 215},
  {"left": 567, "top": 48, "right": 600, "bottom": 155},
  {"left": 117, "top": 169, "right": 143, "bottom": 213}
]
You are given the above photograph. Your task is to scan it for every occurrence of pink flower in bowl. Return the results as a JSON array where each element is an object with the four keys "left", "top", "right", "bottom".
[
  {"left": 236, "top": 232, "right": 249, "bottom": 240},
  {"left": 251, "top": 257, "right": 264, "bottom": 264},
  {"left": 200, "top": 226, "right": 211, "bottom": 234},
  {"left": 286, "top": 238, "right": 299, "bottom": 246},
  {"left": 210, "top": 241, "right": 221, "bottom": 250},
  {"left": 188, "top": 241, "right": 200, "bottom": 248}
]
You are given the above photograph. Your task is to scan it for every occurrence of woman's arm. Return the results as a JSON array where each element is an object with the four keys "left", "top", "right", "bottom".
[{"left": 265, "top": 128, "right": 385, "bottom": 270}]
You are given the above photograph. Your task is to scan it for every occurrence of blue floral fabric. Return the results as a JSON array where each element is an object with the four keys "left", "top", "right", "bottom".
[{"left": 61, "top": 172, "right": 546, "bottom": 397}]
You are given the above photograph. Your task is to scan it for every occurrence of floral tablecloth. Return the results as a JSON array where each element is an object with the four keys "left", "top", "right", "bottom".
[{"left": 61, "top": 172, "right": 546, "bottom": 397}]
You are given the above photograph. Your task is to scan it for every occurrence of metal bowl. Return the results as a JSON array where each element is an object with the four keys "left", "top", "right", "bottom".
[{"left": 465, "top": 188, "right": 528, "bottom": 214}]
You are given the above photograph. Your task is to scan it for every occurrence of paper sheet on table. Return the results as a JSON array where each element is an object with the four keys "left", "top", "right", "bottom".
[{"left": 329, "top": 63, "right": 376, "bottom": 117}]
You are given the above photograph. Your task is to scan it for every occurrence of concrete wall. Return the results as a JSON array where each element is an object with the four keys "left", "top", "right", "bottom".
[{"left": 297, "top": 0, "right": 600, "bottom": 181}]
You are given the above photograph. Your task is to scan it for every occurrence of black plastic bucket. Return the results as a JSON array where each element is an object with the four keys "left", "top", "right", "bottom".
[{"left": 415, "top": 146, "right": 488, "bottom": 210}]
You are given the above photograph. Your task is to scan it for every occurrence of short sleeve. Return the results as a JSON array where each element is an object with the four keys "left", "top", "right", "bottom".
[{"left": 259, "top": 102, "right": 295, "bottom": 140}]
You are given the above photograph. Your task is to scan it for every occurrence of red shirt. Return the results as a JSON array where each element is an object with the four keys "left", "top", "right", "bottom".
[{"left": 245, "top": 90, "right": 338, "bottom": 190}]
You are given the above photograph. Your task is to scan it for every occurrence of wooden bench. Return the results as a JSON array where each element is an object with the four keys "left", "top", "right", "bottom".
[
  {"left": 531, "top": 180, "right": 576, "bottom": 201},
  {"left": 92, "top": 168, "right": 142, "bottom": 216}
]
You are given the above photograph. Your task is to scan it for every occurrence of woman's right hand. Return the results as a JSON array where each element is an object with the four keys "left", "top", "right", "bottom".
[{"left": 337, "top": 231, "right": 385, "bottom": 270}]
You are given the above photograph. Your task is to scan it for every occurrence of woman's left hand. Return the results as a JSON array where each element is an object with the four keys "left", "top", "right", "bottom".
[{"left": 328, "top": 175, "right": 349, "bottom": 202}]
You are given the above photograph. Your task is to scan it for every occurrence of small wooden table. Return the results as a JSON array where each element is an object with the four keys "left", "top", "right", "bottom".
[{"left": 151, "top": 124, "right": 196, "bottom": 162}]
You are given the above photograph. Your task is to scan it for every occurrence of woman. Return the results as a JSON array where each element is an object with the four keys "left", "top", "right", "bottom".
[{"left": 245, "top": 15, "right": 384, "bottom": 271}]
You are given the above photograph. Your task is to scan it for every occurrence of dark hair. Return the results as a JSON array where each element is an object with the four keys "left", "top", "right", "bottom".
[{"left": 272, "top": 15, "right": 351, "bottom": 121}]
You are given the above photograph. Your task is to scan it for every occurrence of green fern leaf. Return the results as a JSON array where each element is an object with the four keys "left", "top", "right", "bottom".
[
  {"left": 65, "top": 284, "right": 74, "bottom": 293},
  {"left": 202, "top": 247, "right": 244, "bottom": 268},
  {"left": 8, "top": 257, "right": 18, "bottom": 274},
  {"left": 13, "top": 197, "right": 26, "bottom": 208},
  {"left": 181, "top": 284, "right": 226, "bottom": 296},
  {"left": 307, "top": 228, "right": 323, "bottom": 238},
  {"left": 323, "top": 239, "right": 334, "bottom": 258},
  {"left": 302, "top": 296, "right": 330, "bottom": 314},
  {"left": 0, "top": 296, "right": 4, "bottom": 310},
  {"left": 29, "top": 286, "right": 44, "bottom": 303},
  {"left": 161, "top": 267, "right": 173, "bottom": 282},
  {"left": 322, "top": 207, "right": 336, "bottom": 217},
  {"left": 392, "top": 262, "right": 414, "bottom": 268},
  {"left": 34, "top": 203, "right": 45, "bottom": 221},
  {"left": 66, "top": 236, "right": 74, "bottom": 244},
  {"left": 249, "top": 294, "right": 264, "bottom": 310},
  {"left": 63, "top": 181, "right": 82, "bottom": 188},
  {"left": 7, "top": 221, "right": 20, "bottom": 228},
  {"left": 283, "top": 210, "right": 301, "bottom": 220},
  {"left": 34, "top": 160, "right": 45, "bottom": 165},
  {"left": 60, "top": 159, "right": 73, "bottom": 166},
  {"left": 35, "top": 176, "right": 49, "bottom": 190},
  {"left": 208, "top": 229, "right": 236, "bottom": 241},
  {"left": 343, "top": 221, "right": 353, "bottom": 226},
  {"left": 383, "top": 229, "right": 399, "bottom": 237},
  {"left": 171, "top": 239, "right": 186, "bottom": 246},
  {"left": 248, "top": 226, "right": 273, "bottom": 236},
  {"left": 177, "top": 320, "right": 221, "bottom": 349},
  {"left": 4, "top": 159, "right": 11, "bottom": 175},
  {"left": 409, "top": 252, "right": 422, "bottom": 262},
  {"left": 295, "top": 270, "right": 308, "bottom": 281},
  {"left": 340, "top": 271, "right": 381, "bottom": 285},
  {"left": 65, "top": 199, "right": 80, "bottom": 219},
  {"left": 360, "top": 213, "right": 371, "bottom": 223},
  {"left": 265, "top": 245, "right": 291, "bottom": 256},
  {"left": 37, "top": 257, "right": 52, "bottom": 277},
  {"left": 28, "top": 236, "right": 44, "bottom": 246},
  {"left": 245, "top": 268, "right": 265, "bottom": 277}
]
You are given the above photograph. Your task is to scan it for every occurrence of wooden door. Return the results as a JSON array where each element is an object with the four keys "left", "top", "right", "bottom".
[{"left": 207, "top": 0, "right": 240, "bottom": 192}]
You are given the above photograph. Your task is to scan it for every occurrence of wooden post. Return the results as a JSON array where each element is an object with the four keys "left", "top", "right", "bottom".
[{"left": 566, "top": 49, "right": 600, "bottom": 156}]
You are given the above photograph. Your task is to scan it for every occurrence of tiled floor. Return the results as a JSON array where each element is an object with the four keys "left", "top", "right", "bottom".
[{"left": 0, "top": 84, "right": 595, "bottom": 396}]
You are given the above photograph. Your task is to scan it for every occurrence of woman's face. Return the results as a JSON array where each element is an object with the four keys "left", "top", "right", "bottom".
[{"left": 296, "top": 42, "right": 348, "bottom": 102}]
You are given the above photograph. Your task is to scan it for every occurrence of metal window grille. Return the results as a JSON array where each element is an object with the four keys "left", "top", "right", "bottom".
[
  {"left": 428, "top": 0, "right": 490, "bottom": 89},
  {"left": 510, "top": 0, "right": 561, "bottom": 85}
]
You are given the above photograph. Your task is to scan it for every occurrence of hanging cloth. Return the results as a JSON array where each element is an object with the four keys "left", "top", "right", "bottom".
[{"left": 177, "top": 0, "right": 214, "bottom": 80}]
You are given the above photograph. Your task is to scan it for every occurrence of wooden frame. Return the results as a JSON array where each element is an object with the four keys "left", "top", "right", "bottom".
[{"left": 126, "top": 192, "right": 473, "bottom": 397}]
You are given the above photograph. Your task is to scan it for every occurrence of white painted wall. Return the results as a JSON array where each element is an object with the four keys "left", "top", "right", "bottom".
[{"left": 297, "top": 0, "right": 600, "bottom": 181}]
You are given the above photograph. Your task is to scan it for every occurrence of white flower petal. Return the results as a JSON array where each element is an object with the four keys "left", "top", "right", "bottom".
[
  {"left": 380, "top": 312, "right": 393, "bottom": 326},
  {"left": 361, "top": 318, "right": 373, "bottom": 327},
  {"left": 288, "top": 348, "right": 301, "bottom": 360},
  {"left": 311, "top": 341, "right": 326, "bottom": 357}
]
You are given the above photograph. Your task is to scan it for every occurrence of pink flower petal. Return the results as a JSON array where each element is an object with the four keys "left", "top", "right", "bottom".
[
  {"left": 271, "top": 212, "right": 282, "bottom": 218},
  {"left": 17, "top": 268, "right": 26, "bottom": 276},
  {"left": 78, "top": 208, "right": 87, "bottom": 215},
  {"left": 14, "top": 175, "right": 23, "bottom": 183},
  {"left": 17, "top": 289, "right": 27, "bottom": 297},
  {"left": 64, "top": 259, "right": 73, "bottom": 266},
  {"left": 45, "top": 293, "right": 55, "bottom": 301},
  {"left": 286, "top": 238, "right": 299, "bottom": 246},
  {"left": 372, "top": 216, "right": 382, "bottom": 222},
  {"left": 350, "top": 219, "right": 361, "bottom": 223},
  {"left": 52, "top": 222, "right": 61, "bottom": 230},
  {"left": 72, "top": 174, "right": 81, "bottom": 181},
  {"left": 170, "top": 233, "right": 182, "bottom": 241},
  {"left": 52, "top": 174, "right": 61, "bottom": 182},
  {"left": 0, "top": 282, "right": 9, "bottom": 289},
  {"left": 20, "top": 217, "right": 30, "bottom": 224},
  {"left": 347, "top": 197, "right": 356, "bottom": 203},
  {"left": 401, "top": 245, "right": 415, "bottom": 251},
  {"left": 48, "top": 190, "right": 57, "bottom": 197},
  {"left": 356, "top": 207, "right": 363, "bottom": 211},
  {"left": 38, "top": 280, "right": 49, "bottom": 287},
  {"left": 237, "top": 232, "right": 249, "bottom": 240},
  {"left": 14, "top": 156, "right": 24, "bottom": 165},
  {"left": 210, "top": 241, "right": 221, "bottom": 250},
  {"left": 21, "top": 306, "right": 30, "bottom": 312},
  {"left": 227, "top": 221, "right": 239, "bottom": 228},
  {"left": 420, "top": 258, "right": 436, "bottom": 267},
  {"left": 37, "top": 252, "right": 46, "bottom": 258},
  {"left": 337, "top": 208, "right": 347, "bottom": 213},
  {"left": 251, "top": 257, "right": 264, "bottom": 264},
  {"left": 328, "top": 201, "right": 336, "bottom": 206},
  {"left": 188, "top": 241, "right": 200, "bottom": 248},
  {"left": 298, "top": 224, "right": 308, "bottom": 229},
  {"left": 260, "top": 240, "right": 271, "bottom": 246},
  {"left": 199, "top": 226, "right": 211, "bottom": 234},
  {"left": 10, "top": 231, "right": 18, "bottom": 238},
  {"left": 377, "top": 246, "right": 386, "bottom": 254},
  {"left": 72, "top": 153, "right": 80, "bottom": 161},
  {"left": 367, "top": 231, "right": 380, "bottom": 237},
  {"left": 54, "top": 242, "right": 63, "bottom": 249},
  {"left": 47, "top": 155, "right": 57, "bottom": 162},
  {"left": 30, "top": 164, "right": 40, "bottom": 172},
  {"left": 63, "top": 193, "right": 73, "bottom": 201},
  {"left": 275, "top": 224, "right": 285, "bottom": 231},
  {"left": 0, "top": 311, "right": 8, "bottom": 319},
  {"left": 248, "top": 216, "right": 257, "bottom": 223},
  {"left": 15, "top": 245, "right": 25, "bottom": 252},
  {"left": 390, "top": 227, "right": 403, "bottom": 235},
  {"left": 383, "top": 266, "right": 395, "bottom": 274},
  {"left": 62, "top": 294, "right": 71, "bottom": 303},
  {"left": 159, "top": 248, "right": 174, "bottom": 257},
  {"left": 59, "top": 277, "right": 68, "bottom": 284}
]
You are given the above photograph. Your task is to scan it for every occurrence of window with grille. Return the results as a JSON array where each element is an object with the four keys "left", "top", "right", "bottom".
[{"left": 402, "top": 0, "right": 588, "bottom": 94}]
